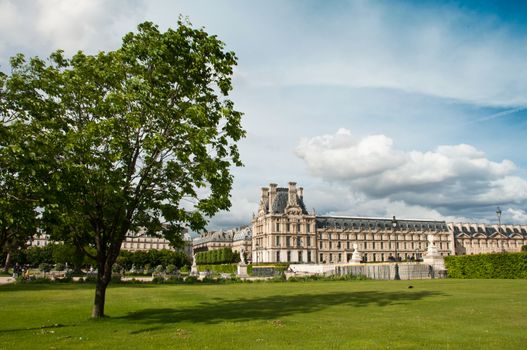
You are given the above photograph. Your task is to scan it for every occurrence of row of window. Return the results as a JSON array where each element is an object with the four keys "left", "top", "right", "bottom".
[
  {"left": 121, "top": 243, "right": 169, "bottom": 250},
  {"left": 320, "top": 233, "right": 448, "bottom": 241},
  {"left": 318, "top": 241, "right": 450, "bottom": 250},
  {"left": 319, "top": 252, "right": 445, "bottom": 263},
  {"left": 318, "top": 222, "right": 447, "bottom": 231},
  {"left": 275, "top": 235, "right": 312, "bottom": 247},
  {"left": 461, "top": 240, "right": 527, "bottom": 246},
  {"left": 275, "top": 222, "right": 312, "bottom": 233},
  {"left": 276, "top": 250, "right": 312, "bottom": 263}
]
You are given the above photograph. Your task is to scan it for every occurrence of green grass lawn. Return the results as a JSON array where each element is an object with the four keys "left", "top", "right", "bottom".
[{"left": 0, "top": 279, "right": 526, "bottom": 349}]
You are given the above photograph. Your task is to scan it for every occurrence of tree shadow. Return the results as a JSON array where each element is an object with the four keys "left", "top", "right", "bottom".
[
  {"left": 0, "top": 283, "right": 156, "bottom": 293},
  {"left": 119, "top": 290, "right": 445, "bottom": 325},
  {"left": 0, "top": 323, "right": 68, "bottom": 334}
]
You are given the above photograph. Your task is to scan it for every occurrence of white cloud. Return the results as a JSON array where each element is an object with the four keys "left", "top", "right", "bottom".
[
  {"left": 297, "top": 129, "right": 527, "bottom": 212},
  {"left": 207, "top": 195, "right": 257, "bottom": 231},
  {"left": 0, "top": 0, "right": 144, "bottom": 65},
  {"left": 507, "top": 208, "right": 527, "bottom": 224}
]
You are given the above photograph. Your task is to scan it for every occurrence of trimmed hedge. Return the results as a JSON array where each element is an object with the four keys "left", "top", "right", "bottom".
[
  {"left": 198, "top": 264, "right": 237, "bottom": 274},
  {"left": 195, "top": 248, "right": 240, "bottom": 265},
  {"left": 445, "top": 252, "right": 527, "bottom": 279}
]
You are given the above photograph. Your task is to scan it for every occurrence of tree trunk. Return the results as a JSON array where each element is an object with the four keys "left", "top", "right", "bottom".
[
  {"left": 91, "top": 262, "right": 111, "bottom": 318},
  {"left": 3, "top": 252, "right": 10, "bottom": 273}
]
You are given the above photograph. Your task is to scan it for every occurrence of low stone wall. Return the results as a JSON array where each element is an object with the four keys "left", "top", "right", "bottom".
[
  {"left": 287, "top": 262, "right": 446, "bottom": 280},
  {"left": 336, "top": 262, "right": 445, "bottom": 280}
]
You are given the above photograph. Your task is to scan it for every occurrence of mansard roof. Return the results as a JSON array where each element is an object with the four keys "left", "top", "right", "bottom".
[
  {"left": 315, "top": 216, "right": 447, "bottom": 231},
  {"left": 233, "top": 226, "right": 252, "bottom": 241},
  {"left": 193, "top": 226, "right": 252, "bottom": 245},
  {"left": 271, "top": 188, "right": 309, "bottom": 215},
  {"left": 450, "top": 223, "right": 527, "bottom": 239}
]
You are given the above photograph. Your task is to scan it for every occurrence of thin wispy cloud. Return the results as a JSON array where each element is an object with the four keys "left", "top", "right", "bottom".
[{"left": 466, "top": 106, "right": 527, "bottom": 125}]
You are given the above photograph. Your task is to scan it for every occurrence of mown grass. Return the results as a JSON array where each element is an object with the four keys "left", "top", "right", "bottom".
[{"left": 0, "top": 279, "right": 526, "bottom": 349}]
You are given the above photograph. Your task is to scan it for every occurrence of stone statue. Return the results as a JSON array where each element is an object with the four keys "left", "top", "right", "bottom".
[
  {"left": 426, "top": 234, "right": 439, "bottom": 256},
  {"left": 237, "top": 249, "right": 248, "bottom": 277},
  {"left": 350, "top": 243, "right": 362, "bottom": 264},
  {"left": 423, "top": 233, "right": 445, "bottom": 273},
  {"left": 190, "top": 253, "right": 199, "bottom": 276}
]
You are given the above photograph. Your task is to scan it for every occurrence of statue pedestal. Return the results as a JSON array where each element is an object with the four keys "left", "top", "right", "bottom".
[
  {"left": 423, "top": 254, "right": 445, "bottom": 271},
  {"left": 423, "top": 234, "right": 446, "bottom": 276},
  {"left": 349, "top": 251, "right": 362, "bottom": 265},
  {"left": 237, "top": 263, "right": 248, "bottom": 278},
  {"left": 190, "top": 263, "right": 199, "bottom": 276}
]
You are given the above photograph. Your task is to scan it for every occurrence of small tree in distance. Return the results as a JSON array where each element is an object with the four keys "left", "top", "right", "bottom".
[{"left": 0, "top": 20, "right": 244, "bottom": 318}]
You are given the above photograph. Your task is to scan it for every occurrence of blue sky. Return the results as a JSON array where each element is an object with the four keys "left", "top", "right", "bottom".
[{"left": 1, "top": 0, "right": 526, "bottom": 227}]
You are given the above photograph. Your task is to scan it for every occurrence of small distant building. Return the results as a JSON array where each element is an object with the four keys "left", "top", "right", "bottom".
[
  {"left": 449, "top": 222, "right": 527, "bottom": 255},
  {"left": 29, "top": 228, "right": 193, "bottom": 256},
  {"left": 192, "top": 226, "right": 252, "bottom": 257},
  {"left": 121, "top": 228, "right": 192, "bottom": 255}
]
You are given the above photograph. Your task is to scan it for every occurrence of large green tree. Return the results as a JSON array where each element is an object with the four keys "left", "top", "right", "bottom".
[
  {"left": 0, "top": 72, "right": 40, "bottom": 271},
  {"left": 0, "top": 21, "right": 244, "bottom": 317}
]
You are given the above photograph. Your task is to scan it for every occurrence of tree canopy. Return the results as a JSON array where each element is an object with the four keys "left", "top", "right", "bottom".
[{"left": 0, "top": 20, "right": 244, "bottom": 317}]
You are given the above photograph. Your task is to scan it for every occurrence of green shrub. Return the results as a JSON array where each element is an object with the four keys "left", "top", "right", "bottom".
[
  {"left": 198, "top": 264, "right": 237, "bottom": 274},
  {"left": 522, "top": 245, "right": 527, "bottom": 252},
  {"left": 112, "top": 264, "right": 123, "bottom": 273},
  {"left": 180, "top": 265, "right": 189, "bottom": 273},
  {"left": 111, "top": 274, "right": 122, "bottom": 283},
  {"left": 54, "top": 263, "right": 65, "bottom": 271},
  {"left": 184, "top": 276, "right": 199, "bottom": 284},
  {"left": 166, "top": 264, "right": 176, "bottom": 274},
  {"left": 154, "top": 265, "right": 164, "bottom": 273},
  {"left": 38, "top": 263, "right": 51, "bottom": 272},
  {"left": 195, "top": 248, "right": 239, "bottom": 265},
  {"left": 445, "top": 252, "right": 527, "bottom": 279},
  {"left": 16, "top": 276, "right": 53, "bottom": 284}
]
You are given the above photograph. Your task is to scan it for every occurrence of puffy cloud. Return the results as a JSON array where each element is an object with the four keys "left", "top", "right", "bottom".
[
  {"left": 507, "top": 208, "right": 527, "bottom": 224},
  {"left": 296, "top": 128, "right": 405, "bottom": 180},
  {"left": 297, "top": 129, "right": 527, "bottom": 216},
  {"left": 207, "top": 195, "right": 257, "bottom": 231}
]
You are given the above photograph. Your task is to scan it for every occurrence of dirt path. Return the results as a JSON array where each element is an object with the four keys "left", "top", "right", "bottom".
[{"left": 0, "top": 276, "right": 15, "bottom": 284}]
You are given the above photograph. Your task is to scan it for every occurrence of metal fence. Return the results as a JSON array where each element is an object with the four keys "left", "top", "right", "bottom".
[{"left": 336, "top": 262, "right": 443, "bottom": 280}]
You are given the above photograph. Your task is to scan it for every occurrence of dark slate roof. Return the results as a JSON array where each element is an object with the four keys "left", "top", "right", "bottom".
[
  {"left": 451, "top": 225, "right": 527, "bottom": 238},
  {"left": 270, "top": 188, "right": 309, "bottom": 215},
  {"left": 315, "top": 216, "right": 447, "bottom": 231}
]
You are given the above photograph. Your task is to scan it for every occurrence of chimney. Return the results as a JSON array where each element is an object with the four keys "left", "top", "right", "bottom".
[
  {"left": 260, "top": 187, "right": 269, "bottom": 213},
  {"left": 269, "top": 183, "right": 277, "bottom": 213},
  {"left": 298, "top": 187, "right": 303, "bottom": 200},
  {"left": 288, "top": 181, "right": 298, "bottom": 206}
]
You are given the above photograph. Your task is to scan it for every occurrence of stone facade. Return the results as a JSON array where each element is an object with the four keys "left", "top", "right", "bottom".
[
  {"left": 250, "top": 182, "right": 527, "bottom": 264},
  {"left": 29, "top": 229, "right": 193, "bottom": 256},
  {"left": 252, "top": 182, "right": 317, "bottom": 263},
  {"left": 315, "top": 216, "right": 453, "bottom": 264},
  {"left": 450, "top": 222, "right": 527, "bottom": 255},
  {"left": 192, "top": 226, "right": 252, "bottom": 256}
]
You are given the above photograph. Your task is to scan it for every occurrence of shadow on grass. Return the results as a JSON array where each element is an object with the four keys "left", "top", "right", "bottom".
[
  {"left": 0, "top": 282, "right": 157, "bottom": 293},
  {"left": 0, "top": 323, "right": 68, "bottom": 334},
  {"left": 119, "top": 290, "right": 445, "bottom": 325}
]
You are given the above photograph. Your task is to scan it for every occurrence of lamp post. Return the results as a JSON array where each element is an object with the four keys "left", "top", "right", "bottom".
[
  {"left": 496, "top": 206, "right": 502, "bottom": 230},
  {"left": 496, "top": 206, "right": 504, "bottom": 252},
  {"left": 392, "top": 215, "right": 401, "bottom": 280}
]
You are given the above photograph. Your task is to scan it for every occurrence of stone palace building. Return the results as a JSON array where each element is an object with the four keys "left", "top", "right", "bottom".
[{"left": 194, "top": 182, "right": 527, "bottom": 264}]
